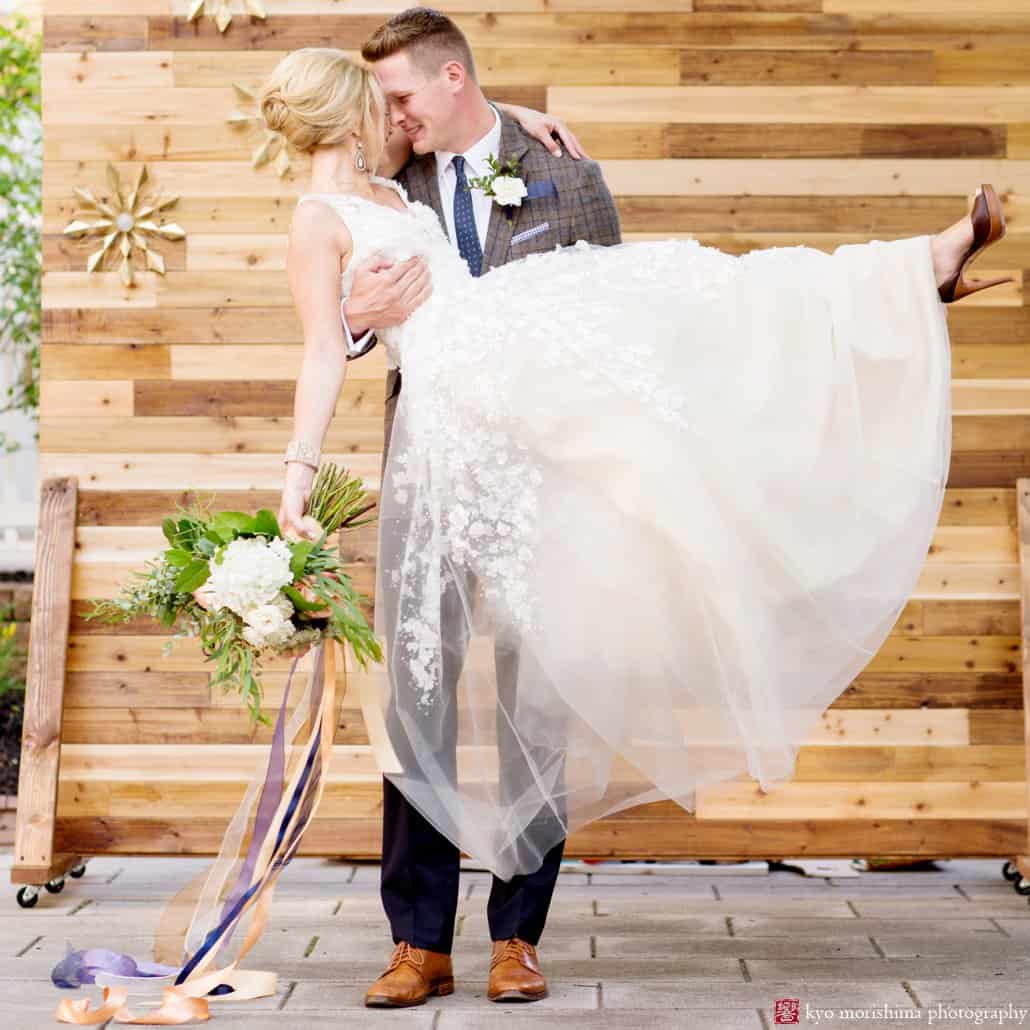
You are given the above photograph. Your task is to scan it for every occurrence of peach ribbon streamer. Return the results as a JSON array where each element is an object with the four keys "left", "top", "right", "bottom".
[{"left": 55, "top": 637, "right": 383, "bottom": 1025}]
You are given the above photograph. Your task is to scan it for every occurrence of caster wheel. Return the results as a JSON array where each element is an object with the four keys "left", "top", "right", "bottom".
[
  {"left": 16, "top": 886, "right": 39, "bottom": 909},
  {"left": 44, "top": 878, "right": 65, "bottom": 894},
  {"left": 1003, "top": 861, "right": 1020, "bottom": 883},
  {"left": 1014, "top": 878, "right": 1030, "bottom": 897},
  {"left": 69, "top": 863, "right": 87, "bottom": 879}
]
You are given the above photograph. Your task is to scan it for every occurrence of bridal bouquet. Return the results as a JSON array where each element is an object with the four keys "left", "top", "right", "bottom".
[{"left": 84, "top": 462, "right": 382, "bottom": 726}]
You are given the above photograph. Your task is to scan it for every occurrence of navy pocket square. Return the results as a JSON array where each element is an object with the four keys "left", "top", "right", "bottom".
[{"left": 525, "top": 179, "right": 558, "bottom": 200}]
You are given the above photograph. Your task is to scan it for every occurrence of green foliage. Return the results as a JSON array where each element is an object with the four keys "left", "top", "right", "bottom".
[
  {"left": 82, "top": 466, "right": 382, "bottom": 727},
  {"left": 0, "top": 609, "right": 24, "bottom": 699},
  {"left": 0, "top": 15, "right": 41, "bottom": 454}
]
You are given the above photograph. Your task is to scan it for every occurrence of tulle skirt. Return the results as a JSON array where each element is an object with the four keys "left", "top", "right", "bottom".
[{"left": 365, "top": 233, "right": 951, "bottom": 881}]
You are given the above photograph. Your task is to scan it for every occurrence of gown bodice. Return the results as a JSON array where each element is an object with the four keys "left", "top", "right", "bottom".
[{"left": 297, "top": 175, "right": 472, "bottom": 368}]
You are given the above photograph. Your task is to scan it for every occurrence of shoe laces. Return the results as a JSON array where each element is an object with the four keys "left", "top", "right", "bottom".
[
  {"left": 492, "top": 936, "right": 535, "bottom": 968},
  {"left": 384, "top": 940, "right": 425, "bottom": 975}
]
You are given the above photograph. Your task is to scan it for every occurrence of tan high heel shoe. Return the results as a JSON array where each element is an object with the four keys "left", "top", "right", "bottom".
[{"left": 938, "top": 184, "right": 1013, "bottom": 304}]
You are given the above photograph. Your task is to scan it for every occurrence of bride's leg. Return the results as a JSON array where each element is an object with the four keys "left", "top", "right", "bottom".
[{"left": 929, "top": 197, "right": 976, "bottom": 289}]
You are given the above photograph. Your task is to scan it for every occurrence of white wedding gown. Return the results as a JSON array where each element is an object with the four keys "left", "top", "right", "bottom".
[{"left": 298, "top": 174, "right": 951, "bottom": 880}]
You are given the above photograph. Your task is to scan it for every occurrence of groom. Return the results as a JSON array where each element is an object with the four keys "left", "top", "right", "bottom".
[{"left": 339, "top": 7, "right": 622, "bottom": 1007}]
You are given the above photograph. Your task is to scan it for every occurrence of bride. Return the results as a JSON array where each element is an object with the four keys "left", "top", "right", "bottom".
[{"left": 266, "top": 48, "right": 1009, "bottom": 881}]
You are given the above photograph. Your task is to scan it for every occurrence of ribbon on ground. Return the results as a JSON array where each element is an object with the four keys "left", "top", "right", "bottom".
[{"left": 53, "top": 639, "right": 345, "bottom": 1025}]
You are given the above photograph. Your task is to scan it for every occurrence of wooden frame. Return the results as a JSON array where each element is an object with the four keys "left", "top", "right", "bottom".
[
  {"left": 1012, "top": 476, "right": 1030, "bottom": 884},
  {"left": 11, "top": 476, "right": 82, "bottom": 886}
]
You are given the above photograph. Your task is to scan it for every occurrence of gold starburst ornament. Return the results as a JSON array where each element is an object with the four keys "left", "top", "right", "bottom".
[
  {"left": 63, "top": 164, "right": 185, "bottom": 288},
  {"left": 228, "top": 83, "right": 291, "bottom": 177},
  {"left": 188, "top": 0, "right": 266, "bottom": 34}
]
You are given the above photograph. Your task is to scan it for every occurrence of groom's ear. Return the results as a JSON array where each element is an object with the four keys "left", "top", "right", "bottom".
[{"left": 441, "top": 59, "right": 469, "bottom": 93}]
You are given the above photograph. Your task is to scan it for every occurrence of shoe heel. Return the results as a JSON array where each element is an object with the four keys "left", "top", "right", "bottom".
[
  {"left": 433, "top": 977, "right": 455, "bottom": 997},
  {"left": 939, "top": 184, "right": 1011, "bottom": 303},
  {"left": 952, "top": 272, "right": 1015, "bottom": 302}
]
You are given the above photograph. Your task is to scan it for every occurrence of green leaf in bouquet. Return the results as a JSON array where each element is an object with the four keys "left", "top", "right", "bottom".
[
  {"left": 195, "top": 536, "right": 217, "bottom": 557},
  {"left": 202, "top": 526, "right": 230, "bottom": 548},
  {"left": 282, "top": 582, "right": 325, "bottom": 613},
  {"left": 161, "top": 517, "right": 179, "bottom": 546},
  {"left": 252, "top": 509, "right": 280, "bottom": 538},
  {"left": 163, "top": 547, "right": 193, "bottom": 568},
  {"left": 210, "top": 511, "right": 255, "bottom": 537},
  {"left": 289, "top": 540, "right": 315, "bottom": 579},
  {"left": 174, "top": 558, "right": 210, "bottom": 593}
]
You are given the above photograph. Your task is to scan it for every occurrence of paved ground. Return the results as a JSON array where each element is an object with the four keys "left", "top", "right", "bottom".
[{"left": 2, "top": 851, "right": 1029, "bottom": 1028}]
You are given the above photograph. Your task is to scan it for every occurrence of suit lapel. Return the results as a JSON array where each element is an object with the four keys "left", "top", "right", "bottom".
[
  {"left": 481, "top": 114, "right": 531, "bottom": 271},
  {"left": 398, "top": 152, "right": 445, "bottom": 236}
]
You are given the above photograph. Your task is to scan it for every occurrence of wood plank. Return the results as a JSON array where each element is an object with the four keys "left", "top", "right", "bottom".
[
  {"left": 551, "top": 86, "right": 1030, "bottom": 124},
  {"left": 935, "top": 48, "right": 1030, "bottom": 86},
  {"left": 45, "top": 196, "right": 299, "bottom": 234},
  {"left": 572, "top": 123, "right": 1006, "bottom": 160},
  {"left": 42, "top": 344, "right": 172, "bottom": 380},
  {"left": 132, "top": 378, "right": 383, "bottom": 417},
  {"left": 840, "top": 671, "right": 1021, "bottom": 709},
  {"left": 697, "top": 780, "right": 1025, "bottom": 820},
  {"left": 968, "top": 708, "right": 1025, "bottom": 744},
  {"left": 141, "top": 13, "right": 1030, "bottom": 52},
  {"left": 1011, "top": 125, "right": 1030, "bottom": 160},
  {"left": 44, "top": 271, "right": 292, "bottom": 308},
  {"left": 43, "top": 307, "right": 304, "bottom": 344},
  {"left": 39, "top": 380, "right": 134, "bottom": 418},
  {"left": 44, "top": 157, "right": 1030, "bottom": 198},
  {"left": 52, "top": 816, "right": 1028, "bottom": 858},
  {"left": 600, "top": 158, "right": 1030, "bottom": 196},
  {"left": 39, "top": 415, "right": 384, "bottom": 453},
  {"left": 616, "top": 196, "right": 966, "bottom": 234},
  {"left": 44, "top": 233, "right": 187, "bottom": 273},
  {"left": 680, "top": 49, "right": 934, "bottom": 86},
  {"left": 44, "top": 16, "right": 147, "bottom": 52},
  {"left": 42, "top": 50, "right": 173, "bottom": 88},
  {"left": 12, "top": 479, "right": 77, "bottom": 882},
  {"left": 40, "top": 378, "right": 383, "bottom": 418},
  {"left": 61, "top": 487, "right": 1019, "bottom": 530},
  {"left": 39, "top": 453, "right": 384, "bottom": 490},
  {"left": 43, "top": 121, "right": 1011, "bottom": 164}
]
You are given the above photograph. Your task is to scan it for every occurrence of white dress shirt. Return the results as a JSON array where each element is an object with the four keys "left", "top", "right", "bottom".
[
  {"left": 341, "top": 104, "right": 503, "bottom": 365},
  {"left": 433, "top": 102, "right": 500, "bottom": 254}
]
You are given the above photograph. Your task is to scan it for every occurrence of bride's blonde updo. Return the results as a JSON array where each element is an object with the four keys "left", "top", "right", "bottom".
[{"left": 258, "top": 48, "right": 386, "bottom": 166}]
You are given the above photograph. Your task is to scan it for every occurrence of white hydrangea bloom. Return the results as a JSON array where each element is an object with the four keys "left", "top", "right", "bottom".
[
  {"left": 241, "top": 592, "right": 295, "bottom": 648},
  {"left": 205, "top": 536, "right": 294, "bottom": 615}
]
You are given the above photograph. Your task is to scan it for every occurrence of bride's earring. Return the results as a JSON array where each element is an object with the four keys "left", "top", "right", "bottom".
[{"left": 354, "top": 139, "right": 368, "bottom": 174}]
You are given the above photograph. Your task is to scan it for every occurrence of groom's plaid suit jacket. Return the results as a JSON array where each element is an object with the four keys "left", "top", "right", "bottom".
[{"left": 348, "top": 110, "right": 623, "bottom": 468}]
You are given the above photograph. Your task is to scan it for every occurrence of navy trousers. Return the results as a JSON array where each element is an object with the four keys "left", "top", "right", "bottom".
[{"left": 379, "top": 568, "right": 567, "bottom": 954}]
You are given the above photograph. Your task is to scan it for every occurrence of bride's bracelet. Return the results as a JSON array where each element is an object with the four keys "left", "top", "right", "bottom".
[{"left": 283, "top": 438, "right": 321, "bottom": 471}]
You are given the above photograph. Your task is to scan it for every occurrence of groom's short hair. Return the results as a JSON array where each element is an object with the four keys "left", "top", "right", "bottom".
[{"left": 361, "top": 7, "right": 477, "bottom": 82}]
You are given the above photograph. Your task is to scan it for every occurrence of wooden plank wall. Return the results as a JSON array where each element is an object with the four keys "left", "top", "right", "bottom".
[{"left": 39, "top": 1, "right": 1030, "bottom": 860}]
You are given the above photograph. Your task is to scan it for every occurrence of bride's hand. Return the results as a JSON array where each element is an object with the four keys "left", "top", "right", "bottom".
[
  {"left": 496, "top": 102, "right": 588, "bottom": 160},
  {"left": 278, "top": 462, "right": 323, "bottom": 542}
]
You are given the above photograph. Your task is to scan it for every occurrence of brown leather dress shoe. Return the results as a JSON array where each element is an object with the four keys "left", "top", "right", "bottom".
[
  {"left": 487, "top": 936, "right": 548, "bottom": 1002},
  {"left": 364, "top": 940, "right": 454, "bottom": 1008}
]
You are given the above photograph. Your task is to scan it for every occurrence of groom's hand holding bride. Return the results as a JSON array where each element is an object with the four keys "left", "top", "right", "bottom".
[{"left": 342, "top": 251, "right": 433, "bottom": 337}]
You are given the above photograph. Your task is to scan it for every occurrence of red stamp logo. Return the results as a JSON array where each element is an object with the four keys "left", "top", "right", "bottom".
[{"left": 773, "top": 998, "right": 800, "bottom": 1024}]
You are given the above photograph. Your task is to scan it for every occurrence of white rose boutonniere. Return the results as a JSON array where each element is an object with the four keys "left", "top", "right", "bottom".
[{"left": 467, "top": 153, "right": 528, "bottom": 221}]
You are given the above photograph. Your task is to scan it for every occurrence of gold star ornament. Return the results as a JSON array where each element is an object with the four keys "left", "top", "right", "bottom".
[
  {"left": 228, "top": 83, "right": 291, "bottom": 177},
  {"left": 63, "top": 164, "right": 185, "bottom": 287},
  {"left": 188, "top": 0, "right": 266, "bottom": 34}
]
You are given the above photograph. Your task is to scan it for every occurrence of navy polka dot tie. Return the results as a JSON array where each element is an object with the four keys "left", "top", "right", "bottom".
[{"left": 452, "top": 155, "right": 483, "bottom": 278}]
